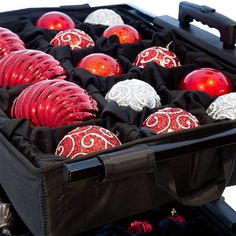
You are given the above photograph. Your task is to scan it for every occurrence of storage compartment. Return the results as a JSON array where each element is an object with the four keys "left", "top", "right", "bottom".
[
  {"left": 2, "top": 184, "right": 236, "bottom": 236},
  {"left": 1, "top": 2, "right": 236, "bottom": 236}
]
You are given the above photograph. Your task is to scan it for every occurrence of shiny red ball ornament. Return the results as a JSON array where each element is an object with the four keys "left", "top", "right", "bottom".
[
  {"left": 102, "top": 24, "right": 142, "bottom": 44},
  {"left": 167, "top": 208, "right": 186, "bottom": 223},
  {"left": 134, "top": 46, "right": 181, "bottom": 68},
  {"left": 128, "top": 221, "right": 154, "bottom": 233},
  {"left": 55, "top": 125, "right": 121, "bottom": 159},
  {"left": 11, "top": 79, "right": 98, "bottom": 128},
  {"left": 0, "top": 49, "right": 66, "bottom": 87},
  {"left": 179, "top": 68, "right": 233, "bottom": 97},
  {"left": 36, "top": 11, "right": 75, "bottom": 30},
  {"left": 50, "top": 28, "right": 94, "bottom": 50},
  {"left": 142, "top": 107, "right": 199, "bottom": 134},
  {"left": 0, "top": 27, "right": 25, "bottom": 58},
  {"left": 77, "top": 53, "right": 123, "bottom": 77}
]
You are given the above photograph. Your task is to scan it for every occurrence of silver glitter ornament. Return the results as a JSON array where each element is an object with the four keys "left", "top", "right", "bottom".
[
  {"left": 206, "top": 92, "right": 236, "bottom": 120},
  {"left": 84, "top": 9, "right": 124, "bottom": 26},
  {"left": 105, "top": 79, "right": 161, "bottom": 112},
  {"left": 0, "top": 203, "right": 12, "bottom": 235}
]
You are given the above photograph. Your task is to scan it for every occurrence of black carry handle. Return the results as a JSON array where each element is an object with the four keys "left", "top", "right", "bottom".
[
  {"left": 179, "top": 1, "right": 236, "bottom": 48},
  {"left": 64, "top": 127, "right": 236, "bottom": 182}
]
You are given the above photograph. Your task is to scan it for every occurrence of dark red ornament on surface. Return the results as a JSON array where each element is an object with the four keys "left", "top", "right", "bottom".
[
  {"left": 11, "top": 79, "right": 98, "bottom": 128},
  {"left": 50, "top": 28, "right": 94, "bottom": 50},
  {"left": 167, "top": 208, "right": 186, "bottom": 223},
  {"left": 0, "top": 27, "right": 25, "bottom": 58},
  {"left": 142, "top": 107, "right": 199, "bottom": 134},
  {"left": 179, "top": 68, "right": 233, "bottom": 97},
  {"left": 102, "top": 24, "right": 142, "bottom": 44},
  {"left": 77, "top": 53, "right": 123, "bottom": 76},
  {"left": 128, "top": 220, "right": 154, "bottom": 233},
  {"left": 36, "top": 11, "right": 75, "bottom": 30},
  {"left": 0, "top": 49, "right": 66, "bottom": 87},
  {"left": 134, "top": 46, "right": 181, "bottom": 68},
  {"left": 55, "top": 125, "right": 121, "bottom": 159}
]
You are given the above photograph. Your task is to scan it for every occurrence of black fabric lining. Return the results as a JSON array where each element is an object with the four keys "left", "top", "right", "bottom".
[{"left": 0, "top": 6, "right": 236, "bottom": 169}]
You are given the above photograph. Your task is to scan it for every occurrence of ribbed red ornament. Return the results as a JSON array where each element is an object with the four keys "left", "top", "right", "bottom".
[
  {"left": 128, "top": 220, "right": 154, "bottom": 233},
  {"left": 55, "top": 125, "right": 121, "bottom": 159},
  {"left": 134, "top": 46, "right": 181, "bottom": 68},
  {"left": 0, "top": 27, "right": 25, "bottom": 58},
  {"left": 36, "top": 11, "right": 75, "bottom": 30},
  {"left": 11, "top": 79, "right": 98, "bottom": 128},
  {"left": 50, "top": 28, "right": 94, "bottom": 50},
  {"left": 102, "top": 24, "right": 142, "bottom": 44},
  {"left": 0, "top": 49, "right": 66, "bottom": 86},
  {"left": 77, "top": 53, "right": 123, "bottom": 77}
]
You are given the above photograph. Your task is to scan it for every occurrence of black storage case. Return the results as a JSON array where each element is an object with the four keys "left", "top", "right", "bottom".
[{"left": 1, "top": 2, "right": 236, "bottom": 236}]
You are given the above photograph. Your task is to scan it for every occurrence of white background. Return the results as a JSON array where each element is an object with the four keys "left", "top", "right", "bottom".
[
  {"left": 1, "top": 0, "right": 235, "bottom": 27},
  {"left": 1, "top": 0, "right": 236, "bottom": 209}
]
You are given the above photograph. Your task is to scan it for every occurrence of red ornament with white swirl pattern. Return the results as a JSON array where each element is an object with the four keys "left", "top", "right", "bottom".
[
  {"left": 134, "top": 46, "right": 181, "bottom": 68},
  {"left": 50, "top": 28, "right": 94, "bottom": 50},
  {"left": 11, "top": 79, "right": 98, "bottom": 128},
  {"left": 142, "top": 107, "right": 199, "bottom": 134},
  {"left": 0, "top": 49, "right": 66, "bottom": 86},
  {"left": 0, "top": 27, "right": 25, "bottom": 58},
  {"left": 55, "top": 125, "right": 121, "bottom": 159}
]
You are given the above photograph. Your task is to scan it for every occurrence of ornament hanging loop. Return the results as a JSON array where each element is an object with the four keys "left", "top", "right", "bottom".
[{"left": 166, "top": 41, "right": 174, "bottom": 50}]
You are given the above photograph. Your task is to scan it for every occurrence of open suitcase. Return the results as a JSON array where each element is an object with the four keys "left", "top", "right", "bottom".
[{"left": 1, "top": 1, "right": 236, "bottom": 235}]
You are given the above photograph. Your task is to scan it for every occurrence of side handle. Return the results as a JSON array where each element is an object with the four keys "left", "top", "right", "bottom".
[
  {"left": 64, "top": 127, "right": 236, "bottom": 182},
  {"left": 179, "top": 1, "right": 236, "bottom": 48}
]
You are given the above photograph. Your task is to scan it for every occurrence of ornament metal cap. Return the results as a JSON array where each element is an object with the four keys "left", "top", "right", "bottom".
[{"left": 0, "top": 203, "right": 12, "bottom": 235}]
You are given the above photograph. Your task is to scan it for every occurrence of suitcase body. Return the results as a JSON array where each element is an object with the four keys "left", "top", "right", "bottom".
[{"left": 0, "top": 2, "right": 236, "bottom": 236}]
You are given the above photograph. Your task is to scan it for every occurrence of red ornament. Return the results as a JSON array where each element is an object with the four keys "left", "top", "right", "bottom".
[
  {"left": 77, "top": 53, "right": 123, "bottom": 77},
  {"left": 179, "top": 68, "right": 233, "bottom": 97},
  {"left": 50, "top": 28, "right": 94, "bottom": 50},
  {"left": 55, "top": 125, "right": 121, "bottom": 159},
  {"left": 102, "top": 24, "right": 142, "bottom": 44},
  {"left": 11, "top": 79, "right": 98, "bottom": 128},
  {"left": 142, "top": 107, "right": 199, "bottom": 134},
  {"left": 36, "top": 11, "right": 75, "bottom": 30},
  {"left": 0, "top": 27, "right": 25, "bottom": 58},
  {"left": 134, "top": 46, "right": 181, "bottom": 68},
  {"left": 0, "top": 49, "right": 66, "bottom": 87},
  {"left": 128, "top": 221, "right": 154, "bottom": 233},
  {"left": 167, "top": 208, "right": 186, "bottom": 223}
]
